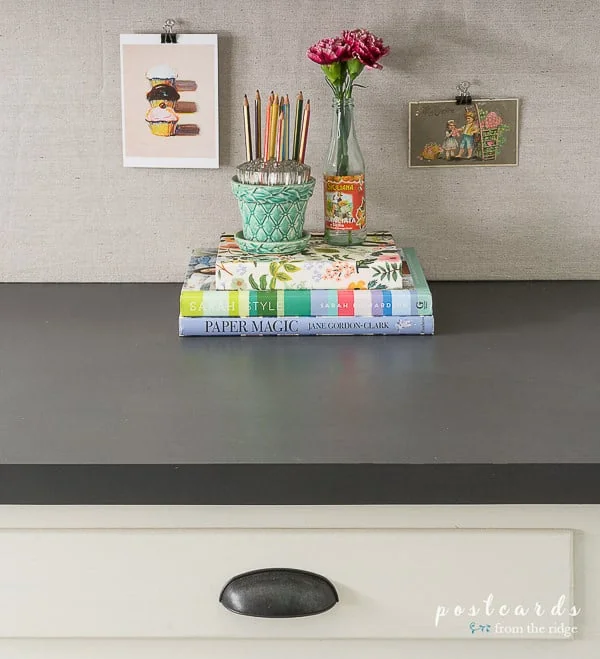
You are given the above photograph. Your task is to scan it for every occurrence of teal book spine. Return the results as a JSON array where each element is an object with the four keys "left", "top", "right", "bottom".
[{"left": 402, "top": 248, "right": 433, "bottom": 315}]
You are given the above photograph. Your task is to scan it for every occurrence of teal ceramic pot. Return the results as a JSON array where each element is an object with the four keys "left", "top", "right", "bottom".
[{"left": 231, "top": 177, "right": 316, "bottom": 243}]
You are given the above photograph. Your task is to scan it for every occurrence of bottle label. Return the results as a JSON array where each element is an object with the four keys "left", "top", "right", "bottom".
[{"left": 324, "top": 175, "right": 366, "bottom": 231}]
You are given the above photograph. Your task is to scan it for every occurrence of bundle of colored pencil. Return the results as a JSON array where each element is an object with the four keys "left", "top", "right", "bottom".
[{"left": 243, "top": 90, "right": 310, "bottom": 164}]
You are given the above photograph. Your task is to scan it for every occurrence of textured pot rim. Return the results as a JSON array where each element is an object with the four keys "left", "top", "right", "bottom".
[{"left": 231, "top": 176, "right": 316, "bottom": 192}]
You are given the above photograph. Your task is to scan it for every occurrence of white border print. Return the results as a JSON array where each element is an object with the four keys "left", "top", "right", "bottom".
[{"left": 120, "top": 34, "right": 219, "bottom": 168}]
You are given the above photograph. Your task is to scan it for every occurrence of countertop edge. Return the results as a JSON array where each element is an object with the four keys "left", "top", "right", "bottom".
[{"left": 0, "top": 464, "right": 598, "bottom": 505}]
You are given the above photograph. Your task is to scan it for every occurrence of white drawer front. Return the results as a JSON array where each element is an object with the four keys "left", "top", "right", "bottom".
[{"left": 0, "top": 528, "right": 573, "bottom": 640}]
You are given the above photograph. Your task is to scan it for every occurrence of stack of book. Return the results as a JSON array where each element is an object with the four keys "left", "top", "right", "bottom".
[{"left": 179, "top": 232, "right": 434, "bottom": 336}]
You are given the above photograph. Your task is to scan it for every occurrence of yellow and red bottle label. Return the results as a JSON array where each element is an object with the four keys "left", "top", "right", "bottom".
[{"left": 324, "top": 175, "right": 366, "bottom": 231}]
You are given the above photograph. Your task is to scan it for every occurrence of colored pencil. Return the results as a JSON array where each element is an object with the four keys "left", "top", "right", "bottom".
[
  {"left": 282, "top": 95, "right": 289, "bottom": 160},
  {"left": 254, "top": 90, "right": 261, "bottom": 160},
  {"left": 263, "top": 94, "right": 272, "bottom": 160},
  {"left": 298, "top": 100, "right": 310, "bottom": 164},
  {"left": 243, "top": 95, "right": 252, "bottom": 162},
  {"left": 292, "top": 91, "right": 303, "bottom": 161},
  {"left": 244, "top": 89, "right": 309, "bottom": 163},
  {"left": 269, "top": 94, "right": 279, "bottom": 160},
  {"left": 275, "top": 110, "right": 284, "bottom": 162}
]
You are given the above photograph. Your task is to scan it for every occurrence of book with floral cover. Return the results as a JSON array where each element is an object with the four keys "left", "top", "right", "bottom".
[
  {"left": 180, "top": 247, "right": 432, "bottom": 317},
  {"left": 214, "top": 232, "right": 404, "bottom": 291}
]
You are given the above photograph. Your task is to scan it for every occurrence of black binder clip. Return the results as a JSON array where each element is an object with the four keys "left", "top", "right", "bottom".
[
  {"left": 455, "top": 81, "right": 472, "bottom": 105},
  {"left": 161, "top": 19, "right": 177, "bottom": 43}
]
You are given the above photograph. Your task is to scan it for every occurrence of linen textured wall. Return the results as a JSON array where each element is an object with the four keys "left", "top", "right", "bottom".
[{"left": 2, "top": 0, "right": 598, "bottom": 281}]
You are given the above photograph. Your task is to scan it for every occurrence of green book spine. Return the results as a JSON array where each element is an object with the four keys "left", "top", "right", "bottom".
[
  {"left": 180, "top": 290, "right": 244, "bottom": 317},
  {"left": 252, "top": 291, "right": 277, "bottom": 317},
  {"left": 181, "top": 289, "right": 317, "bottom": 317},
  {"left": 283, "top": 289, "right": 311, "bottom": 316},
  {"left": 402, "top": 247, "right": 433, "bottom": 314}
]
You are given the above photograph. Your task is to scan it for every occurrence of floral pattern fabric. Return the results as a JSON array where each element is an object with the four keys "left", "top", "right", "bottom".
[{"left": 214, "top": 232, "right": 404, "bottom": 291}]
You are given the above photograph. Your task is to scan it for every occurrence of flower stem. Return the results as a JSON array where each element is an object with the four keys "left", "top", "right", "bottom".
[{"left": 336, "top": 100, "right": 351, "bottom": 176}]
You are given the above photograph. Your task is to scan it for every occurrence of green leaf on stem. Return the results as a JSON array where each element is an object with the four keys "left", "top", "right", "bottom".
[
  {"left": 347, "top": 58, "right": 364, "bottom": 80},
  {"left": 321, "top": 62, "right": 343, "bottom": 84}
]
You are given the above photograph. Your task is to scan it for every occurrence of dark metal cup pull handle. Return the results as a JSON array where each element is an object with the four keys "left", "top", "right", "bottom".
[{"left": 219, "top": 568, "right": 339, "bottom": 618}]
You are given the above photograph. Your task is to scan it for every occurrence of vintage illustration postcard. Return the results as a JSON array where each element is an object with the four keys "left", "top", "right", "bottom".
[
  {"left": 120, "top": 34, "right": 219, "bottom": 168},
  {"left": 409, "top": 99, "right": 519, "bottom": 167}
]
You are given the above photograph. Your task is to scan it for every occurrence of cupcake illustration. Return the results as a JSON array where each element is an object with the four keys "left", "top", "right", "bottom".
[
  {"left": 146, "top": 64, "right": 178, "bottom": 88},
  {"left": 145, "top": 104, "right": 179, "bottom": 136},
  {"left": 146, "top": 84, "right": 180, "bottom": 108}
]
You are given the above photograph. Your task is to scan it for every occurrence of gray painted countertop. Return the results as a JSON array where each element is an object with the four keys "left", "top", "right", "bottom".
[{"left": 0, "top": 282, "right": 599, "bottom": 504}]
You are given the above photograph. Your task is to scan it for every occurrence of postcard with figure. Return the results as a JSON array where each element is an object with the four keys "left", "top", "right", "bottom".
[
  {"left": 120, "top": 34, "right": 219, "bottom": 168},
  {"left": 408, "top": 99, "right": 519, "bottom": 168}
]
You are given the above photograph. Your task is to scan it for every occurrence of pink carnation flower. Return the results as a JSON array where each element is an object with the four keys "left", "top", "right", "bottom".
[
  {"left": 307, "top": 37, "right": 352, "bottom": 65},
  {"left": 342, "top": 29, "right": 390, "bottom": 69}
]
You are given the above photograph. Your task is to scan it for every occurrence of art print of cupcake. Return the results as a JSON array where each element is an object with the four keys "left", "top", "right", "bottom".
[
  {"left": 146, "top": 84, "right": 180, "bottom": 108},
  {"left": 145, "top": 104, "right": 179, "bottom": 136},
  {"left": 146, "top": 64, "right": 178, "bottom": 88},
  {"left": 120, "top": 34, "right": 219, "bottom": 166}
]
